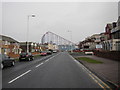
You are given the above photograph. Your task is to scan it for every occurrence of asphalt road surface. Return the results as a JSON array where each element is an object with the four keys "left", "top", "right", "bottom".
[{"left": 2, "top": 52, "right": 110, "bottom": 88}]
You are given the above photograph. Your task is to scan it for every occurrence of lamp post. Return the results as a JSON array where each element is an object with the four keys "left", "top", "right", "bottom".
[
  {"left": 67, "top": 30, "right": 73, "bottom": 53},
  {"left": 27, "top": 14, "right": 35, "bottom": 53}
]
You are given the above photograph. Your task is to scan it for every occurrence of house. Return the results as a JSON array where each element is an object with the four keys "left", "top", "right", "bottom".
[
  {"left": 99, "top": 17, "right": 120, "bottom": 51},
  {"left": 110, "top": 17, "right": 120, "bottom": 51},
  {"left": 105, "top": 23, "right": 112, "bottom": 40},
  {"left": 48, "top": 43, "right": 58, "bottom": 50},
  {"left": 0, "top": 35, "right": 21, "bottom": 57},
  {"left": 79, "top": 34, "right": 102, "bottom": 50},
  {"left": 20, "top": 42, "right": 41, "bottom": 53},
  {"left": 0, "top": 35, "right": 2, "bottom": 54}
]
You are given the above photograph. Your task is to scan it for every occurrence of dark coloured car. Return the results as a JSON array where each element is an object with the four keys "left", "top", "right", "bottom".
[
  {"left": 0, "top": 54, "right": 15, "bottom": 69},
  {"left": 19, "top": 52, "right": 34, "bottom": 61},
  {"left": 53, "top": 50, "right": 57, "bottom": 53},
  {"left": 46, "top": 51, "right": 52, "bottom": 55}
]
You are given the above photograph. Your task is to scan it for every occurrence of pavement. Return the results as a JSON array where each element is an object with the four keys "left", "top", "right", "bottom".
[
  {"left": 71, "top": 52, "right": 120, "bottom": 87},
  {"left": 2, "top": 52, "right": 110, "bottom": 88}
]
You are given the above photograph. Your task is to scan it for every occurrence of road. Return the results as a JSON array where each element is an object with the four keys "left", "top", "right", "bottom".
[{"left": 2, "top": 52, "right": 110, "bottom": 88}]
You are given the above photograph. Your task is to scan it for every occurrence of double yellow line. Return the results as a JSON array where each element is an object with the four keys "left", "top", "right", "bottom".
[
  {"left": 69, "top": 55, "right": 112, "bottom": 89},
  {"left": 84, "top": 67, "right": 112, "bottom": 90},
  {"left": 88, "top": 73, "right": 111, "bottom": 90},
  {"left": 88, "top": 74, "right": 104, "bottom": 88}
]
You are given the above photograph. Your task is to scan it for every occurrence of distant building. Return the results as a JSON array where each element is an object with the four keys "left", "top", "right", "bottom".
[
  {"left": 40, "top": 43, "right": 49, "bottom": 51},
  {"left": 105, "top": 23, "right": 112, "bottom": 40},
  {"left": 100, "top": 16, "right": 120, "bottom": 51},
  {"left": 100, "top": 33, "right": 108, "bottom": 41},
  {"left": 0, "top": 35, "right": 2, "bottom": 54},
  {"left": 110, "top": 16, "right": 120, "bottom": 51},
  {"left": 20, "top": 42, "right": 41, "bottom": 52},
  {"left": 0, "top": 35, "right": 21, "bottom": 56},
  {"left": 79, "top": 17, "right": 120, "bottom": 52},
  {"left": 90, "top": 34, "right": 101, "bottom": 43},
  {"left": 79, "top": 34, "right": 102, "bottom": 50},
  {"left": 48, "top": 43, "right": 59, "bottom": 50}
]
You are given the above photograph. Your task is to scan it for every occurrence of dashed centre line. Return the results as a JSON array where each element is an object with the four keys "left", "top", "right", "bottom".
[
  {"left": 35, "top": 62, "right": 44, "bottom": 68},
  {"left": 35, "top": 53, "right": 59, "bottom": 68},
  {"left": 8, "top": 53, "right": 60, "bottom": 84},
  {"left": 8, "top": 70, "right": 31, "bottom": 84}
]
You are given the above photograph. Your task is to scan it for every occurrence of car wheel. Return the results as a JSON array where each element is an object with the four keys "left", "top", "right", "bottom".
[
  {"left": 11, "top": 61, "right": 15, "bottom": 66},
  {"left": 28, "top": 58, "right": 31, "bottom": 61},
  {"left": 19, "top": 58, "right": 21, "bottom": 62},
  {"left": 1, "top": 63, "right": 4, "bottom": 69},
  {"left": 32, "top": 57, "right": 34, "bottom": 60}
]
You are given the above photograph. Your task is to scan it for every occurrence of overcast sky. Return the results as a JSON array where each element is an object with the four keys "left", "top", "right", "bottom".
[{"left": 2, "top": 2, "right": 118, "bottom": 44}]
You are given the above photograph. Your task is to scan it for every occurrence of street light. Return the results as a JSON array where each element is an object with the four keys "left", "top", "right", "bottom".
[
  {"left": 67, "top": 30, "right": 73, "bottom": 53},
  {"left": 27, "top": 14, "right": 35, "bottom": 53}
]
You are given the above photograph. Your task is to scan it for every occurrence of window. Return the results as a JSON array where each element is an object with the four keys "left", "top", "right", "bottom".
[
  {"left": 4, "top": 41, "right": 6, "bottom": 45},
  {"left": 116, "top": 41, "right": 120, "bottom": 51},
  {"left": 118, "top": 31, "right": 120, "bottom": 39}
]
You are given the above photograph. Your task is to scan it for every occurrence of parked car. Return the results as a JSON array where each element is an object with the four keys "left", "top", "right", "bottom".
[
  {"left": 82, "top": 48, "right": 90, "bottom": 52},
  {"left": 73, "top": 49, "right": 80, "bottom": 52},
  {"left": 19, "top": 52, "right": 34, "bottom": 61},
  {"left": 0, "top": 54, "right": 15, "bottom": 69},
  {"left": 40, "top": 51, "right": 47, "bottom": 56},
  {"left": 46, "top": 51, "right": 52, "bottom": 55},
  {"left": 53, "top": 50, "right": 57, "bottom": 53},
  {"left": 84, "top": 51, "right": 94, "bottom": 55}
]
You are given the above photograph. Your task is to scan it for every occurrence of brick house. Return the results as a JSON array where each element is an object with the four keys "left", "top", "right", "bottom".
[
  {"left": 0, "top": 35, "right": 21, "bottom": 58},
  {"left": 20, "top": 42, "right": 41, "bottom": 55},
  {"left": 100, "top": 16, "right": 120, "bottom": 51}
]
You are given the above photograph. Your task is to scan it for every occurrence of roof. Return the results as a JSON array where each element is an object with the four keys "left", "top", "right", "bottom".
[
  {"left": 106, "top": 23, "right": 112, "bottom": 29},
  {"left": 90, "top": 34, "right": 100, "bottom": 38},
  {"left": 19, "top": 42, "right": 39, "bottom": 46},
  {"left": 0, "top": 35, "right": 19, "bottom": 43},
  {"left": 117, "top": 16, "right": 120, "bottom": 27}
]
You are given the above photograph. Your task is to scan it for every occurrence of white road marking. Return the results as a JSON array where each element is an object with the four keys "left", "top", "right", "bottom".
[
  {"left": 45, "top": 60, "right": 47, "bottom": 62},
  {"left": 45, "top": 60, "right": 49, "bottom": 62},
  {"left": 46, "top": 59, "right": 49, "bottom": 61},
  {"left": 8, "top": 53, "right": 61, "bottom": 84},
  {"left": 35, "top": 53, "right": 60, "bottom": 68},
  {"left": 8, "top": 70, "right": 31, "bottom": 84},
  {"left": 35, "top": 63, "right": 43, "bottom": 68},
  {"left": 74, "top": 60, "right": 80, "bottom": 64},
  {"left": 47, "top": 53, "right": 60, "bottom": 60}
]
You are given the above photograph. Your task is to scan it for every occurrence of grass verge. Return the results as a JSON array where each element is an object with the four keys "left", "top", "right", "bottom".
[
  {"left": 15, "top": 58, "right": 19, "bottom": 62},
  {"left": 34, "top": 54, "right": 41, "bottom": 58},
  {"left": 75, "top": 57, "right": 103, "bottom": 64}
]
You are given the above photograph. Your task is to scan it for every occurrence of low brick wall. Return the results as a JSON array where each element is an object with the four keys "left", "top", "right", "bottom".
[
  {"left": 8, "top": 53, "right": 20, "bottom": 58},
  {"left": 93, "top": 50, "right": 120, "bottom": 61},
  {"left": 31, "top": 52, "right": 40, "bottom": 55},
  {"left": 8, "top": 52, "right": 40, "bottom": 58}
]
